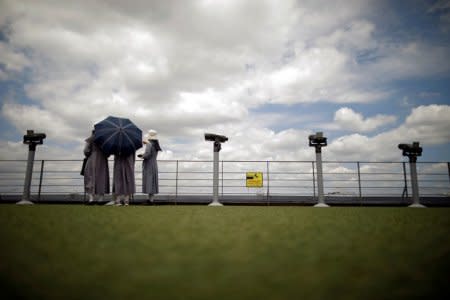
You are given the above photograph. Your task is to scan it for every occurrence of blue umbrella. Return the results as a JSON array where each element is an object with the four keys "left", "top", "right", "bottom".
[{"left": 94, "top": 116, "right": 142, "bottom": 156}]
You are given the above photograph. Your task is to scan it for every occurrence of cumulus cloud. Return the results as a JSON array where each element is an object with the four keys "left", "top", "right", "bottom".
[
  {"left": 401, "top": 104, "right": 450, "bottom": 145},
  {"left": 0, "top": 0, "right": 449, "bottom": 164},
  {"left": 328, "top": 105, "right": 450, "bottom": 161},
  {"left": 333, "top": 107, "right": 396, "bottom": 132},
  {"left": 315, "top": 20, "right": 376, "bottom": 51},
  {"left": 171, "top": 104, "right": 450, "bottom": 162},
  {"left": 368, "top": 42, "right": 450, "bottom": 79},
  {"left": 1, "top": 102, "right": 80, "bottom": 142},
  {"left": 0, "top": 42, "right": 29, "bottom": 74}
]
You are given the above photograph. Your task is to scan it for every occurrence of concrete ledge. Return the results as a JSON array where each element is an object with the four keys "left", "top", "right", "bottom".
[{"left": 1, "top": 194, "right": 449, "bottom": 206}]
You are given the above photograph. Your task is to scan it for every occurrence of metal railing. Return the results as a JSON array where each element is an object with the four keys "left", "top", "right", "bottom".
[{"left": 0, "top": 159, "right": 449, "bottom": 203}]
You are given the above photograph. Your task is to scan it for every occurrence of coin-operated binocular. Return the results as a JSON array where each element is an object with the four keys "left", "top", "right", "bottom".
[
  {"left": 398, "top": 141, "right": 425, "bottom": 208},
  {"left": 18, "top": 130, "right": 46, "bottom": 205},
  {"left": 205, "top": 133, "right": 228, "bottom": 152},
  {"left": 309, "top": 132, "right": 327, "bottom": 152},
  {"left": 398, "top": 142, "right": 422, "bottom": 162},
  {"left": 309, "top": 132, "right": 328, "bottom": 207},
  {"left": 23, "top": 130, "right": 46, "bottom": 151},
  {"left": 204, "top": 133, "right": 228, "bottom": 206}
]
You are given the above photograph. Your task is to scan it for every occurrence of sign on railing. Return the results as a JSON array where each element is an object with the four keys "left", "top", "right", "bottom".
[{"left": 246, "top": 172, "right": 263, "bottom": 188}]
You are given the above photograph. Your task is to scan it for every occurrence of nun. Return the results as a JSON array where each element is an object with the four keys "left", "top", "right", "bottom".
[
  {"left": 112, "top": 151, "right": 136, "bottom": 206},
  {"left": 138, "top": 129, "right": 162, "bottom": 204},
  {"left": 83, "top": 130, "right": 110, "bottom": 204}
]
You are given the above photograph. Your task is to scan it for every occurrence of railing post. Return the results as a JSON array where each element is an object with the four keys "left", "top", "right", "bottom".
[
  {"left": 84, "top": 161, "right": 86, "bottom": 202},
  {"left": 314, "top": 150, "right": 328, "bottom": 207},
  {"left": 409, "top": 159, "right": 423, "bottom": 207},
  {"left": 402, "top": 162, "right": 409, "bottom": 199},
  {"left": 18, "top": 144, "right": 37, "bottom": 205},
  {"left": 312, "top": 161, "right": 316, "bottom": 201},
  {"left": 38, "top": 160, "right": 45, "bottom": 202},
  {"left": 447, "top": 162, "right": 450, "bottom": 188},
  {"left": 209, "top": 144, "right": 222, "bottom": 206},
  {"left": 221, "top": 160, "right": 224, "bottom": 197},
  {"left": 175, "top": 160, "right": 179, "bottom": 204},
  {"left": 266, "top": 161, "right": 270, "bottom": 204},
  {"left": 357, "top": 162, "right": 362, "bottom": 199}
]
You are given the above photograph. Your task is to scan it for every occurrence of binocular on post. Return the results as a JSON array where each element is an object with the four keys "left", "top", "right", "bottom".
[
  {"left": 308, "top": 132, "right": 327, "bottom": 153},
  {"left": 398, "top": 142, "right": 422, "bottom": 162},
  {"left": 23, "top": 130, "right": 46, "bottom": 150},
  {"left": 205, "top": 133, "right": 228, "bottom": 152},
  {"left": 19, "top": 129, "right": 46, "bottom": 205},
  {"left": 204, "top": 133, "right": 228, "bottom": 206}
]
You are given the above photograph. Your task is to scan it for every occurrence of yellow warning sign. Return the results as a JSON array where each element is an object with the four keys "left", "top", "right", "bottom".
[{"left": 246, "top": 172, "right": 263, "bottom": 188}]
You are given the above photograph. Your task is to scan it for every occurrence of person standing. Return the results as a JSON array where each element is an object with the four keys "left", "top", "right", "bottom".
[
  {"left": 83, "top": 130, "right": 110, "bottom": 204},
  {"left": 113, "top": 152, "right": 136, "bottom": 206},
  {"left": 138, "top": 129, "right": 162, "bottom": 205}
]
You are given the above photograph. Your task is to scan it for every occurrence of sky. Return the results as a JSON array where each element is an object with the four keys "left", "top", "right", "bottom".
[{"left": 0, "top": 0, "right": 450, "bottom": 164}]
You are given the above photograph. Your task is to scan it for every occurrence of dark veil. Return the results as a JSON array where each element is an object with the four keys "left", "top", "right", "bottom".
[{"left": 151, "top": 140, "right": 162, "bottom": 152}]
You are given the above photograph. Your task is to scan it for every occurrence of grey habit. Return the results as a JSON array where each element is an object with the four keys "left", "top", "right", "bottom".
[
  {"left": 113, "top": 153, "right": 136, "bottom": 195},
  {"left": 142, "top": 141, "right": 160, "bottom": 194},
  {"left": 83, "top": 135, "right": 110, "bottom": 194}
]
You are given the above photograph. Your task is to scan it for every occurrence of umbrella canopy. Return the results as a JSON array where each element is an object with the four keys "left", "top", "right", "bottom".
[{"left": 94, "top": 116, "right": 142, "bottom": 156}]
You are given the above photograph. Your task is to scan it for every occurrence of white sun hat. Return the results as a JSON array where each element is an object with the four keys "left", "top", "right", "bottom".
[{"left": 146, "top": 129, "right": 158, "bottom": 140}]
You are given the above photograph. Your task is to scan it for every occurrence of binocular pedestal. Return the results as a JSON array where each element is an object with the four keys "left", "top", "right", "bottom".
[
  {"left": 398, "top": 142, "right": 425, "bottom": 208},
  {"left": 309, "top": 132, "right": 329, "bottom": 207},
  {"left": 17, "top": 144, "right": 37, "bottom": 205},
  {"left": 408, "top": 159, "right": 425, "bottom": 208},
  {"left": 18, "top": 130, "right": 46, "bottom": 205},
  {"left": 209, "top": 142, "right": 223, "bottom": 206},
  {"left": 314, "top": 149, "right": 329, "bottom": 207}
]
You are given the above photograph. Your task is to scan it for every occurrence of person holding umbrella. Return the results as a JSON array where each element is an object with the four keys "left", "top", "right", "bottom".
[
  {"left": 93, "top": 116, "right": 143, "bottom": 206},
  {"left": 113, "top": 152, "right": 136, "bottom": 206},
  {"left": 82, "top": 129, "right": 110, "bottom": 204},
  {"left": 138, "top": 129, "right": 162, "bottom": 205}
]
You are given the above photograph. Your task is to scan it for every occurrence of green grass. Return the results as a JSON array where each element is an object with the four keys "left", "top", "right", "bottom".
[{"left": 0, "top": 205, "right": 449, "bottom": 300}]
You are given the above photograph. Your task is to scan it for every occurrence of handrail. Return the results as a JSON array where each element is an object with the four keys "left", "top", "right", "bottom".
[{"left": 0, "top": 160, "right": 448, "bottom": 203}]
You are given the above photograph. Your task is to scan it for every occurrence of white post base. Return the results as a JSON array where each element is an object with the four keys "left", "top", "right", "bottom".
[
  {"left": 208, "top": 201, "right": 223, "bottom": 206},
  {"left": 17, "top": 199, "right": 34, "bottom": 205},
  {"left": 314, "top": 202, "right": 329, "bottom": 207},
  {"left": 409, "top": 203, "right": 426, "bottom": 208}
]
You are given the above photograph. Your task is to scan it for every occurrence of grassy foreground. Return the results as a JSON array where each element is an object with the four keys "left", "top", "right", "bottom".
[{"left": 0, "top": 205, "right": 449, "bottom": 300}]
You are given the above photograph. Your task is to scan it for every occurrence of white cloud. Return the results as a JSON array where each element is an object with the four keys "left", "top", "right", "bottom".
[
  {"left": 1, "top": 0, "right": 446, "bottom": 116},
  {"left": 0, "top": 139, "right": 82, "bottom": 161},
  {"left": 1, "top": 103, "right": 449, "bottom": 164},
  {"left": 0, "top": 42, "right": 29, "bottom": 76},
  {"left": 333, "top": 107, "right": 396, "bottom": 132},
  {"left": 405, "top": 104, "right": 450, "bottom": 126},
  {"left": 328, "top": 105, "right": 450, "bottom": 161},
  {"left": 1, "top": 102, "right": 80, "bottom": 143},
  {"left": 315, "top": 20, "right": 376, "bottom": 51},
  {"left": 368, "top": 42, "right": 450, "bottom": 80},
  {"left": 0, "top": 0, "right": 449, "bottom": 165},
  {"left": 328, "top": 134, "right": 372, "bottom": 160},
  {"left": 402, "top": 104, "right": 450, "bottom": 145}
]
